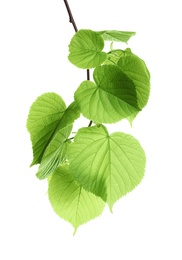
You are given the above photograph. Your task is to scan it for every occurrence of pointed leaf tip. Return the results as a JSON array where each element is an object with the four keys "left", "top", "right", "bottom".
[{"left": 48, "top": 165, "right": 105, "bottom": 231}]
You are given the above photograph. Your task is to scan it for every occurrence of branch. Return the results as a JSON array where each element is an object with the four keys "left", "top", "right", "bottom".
[
  {"left": 63, "top": 0, "right": 92, "bottom": 127},
  {"left": 63, "top": 0, "right": 78, "bottom": 32}
]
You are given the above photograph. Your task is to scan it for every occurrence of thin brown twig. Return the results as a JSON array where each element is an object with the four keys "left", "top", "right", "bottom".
[{"left": 63, "top": 0, "right": 92, "bottom": 127}]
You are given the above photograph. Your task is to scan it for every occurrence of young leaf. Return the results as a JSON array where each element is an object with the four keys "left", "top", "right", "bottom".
[
  {"left": 74, "top": 64, "right": 140, "bottom": 123},
  {"left": 104, "top": 49, "right": 124, "bottom": 65},
  {"left": 26, "top": 93, "right": 80, "bottom": 166},
  {"left": 117, "top": 50, "right": 150, "bottom": 109},
  {"left": 36, "top": 125, "right": 72, "bottom": 180},
  {"left": 48, "top": 164, "right": 105, "bottom": 234},
  {"left": 97, "top": 30, "right": 136, "bottom": 43},
  {"left": 68, "top": 29, "right": 107, "bottom": 69},
  {"left": 68, "top": 125, "right": 146, "bottom": 211}
]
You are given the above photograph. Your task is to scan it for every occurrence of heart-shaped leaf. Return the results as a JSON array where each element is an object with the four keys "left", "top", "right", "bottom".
[
  {"left": 68, "top": 125, "right": 146, "bottom": 211},
  {"left": 68, "top": 29, "right": 107, "bottom": 69},
  {"left": 74, "top": 65, "right": 140, "bottom": 123}
]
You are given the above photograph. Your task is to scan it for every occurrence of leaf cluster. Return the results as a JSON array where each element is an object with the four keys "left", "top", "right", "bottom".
[{"left": 27, "top": 29, "right": 150, "bottom": 233}]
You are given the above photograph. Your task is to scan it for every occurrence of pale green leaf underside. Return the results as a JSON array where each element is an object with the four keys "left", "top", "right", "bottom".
[
  {"left": 48, "top": 165, "right": 105, "bottom": 233},
  {"left": 68, "top": 125, "right": 146, "bottom": 210},
  {"left": 97, "top": 30, "right": 136, "bottom": 43},
  {"left": 26, "top": 93, "right": 80, "bottom": 166},
  {"left": 36, "top": 125, "right": 72, "bottom": 180},
  {"left": 74, "top": 65, "right": 140, "bottom": 123},
  {"left": 68, "top": 29, "right": 107, "bottom": 69}
]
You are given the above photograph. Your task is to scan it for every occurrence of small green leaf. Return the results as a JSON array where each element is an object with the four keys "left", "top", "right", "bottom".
[
  {"left": 104, "top": 49, "right": 124, "bottom": 65},
  {"left": 48, "top": 164, "right": 105, "bottom": 234},
  {"left": 68, "top": 125, "right": 146, "bottom": 211},
  {"left": 68, "top": 29, "right": 107, "bottom": 69},
  {"left": 74, "top": 65, "right": 140, "bottom": 123},
  {"left": 97, "top": 30, "right": 136, "bottom": 43},
  {"left": 36, "top": 125, "right": 72, "bottom": 180},
  {"left": 26, "top": 93, "right": 80, "bottom": 166},
  {"left": 117, "top": 51, "right": 150, "bottom": 109}
]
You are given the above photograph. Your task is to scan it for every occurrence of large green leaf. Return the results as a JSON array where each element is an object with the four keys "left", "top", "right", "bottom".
[
  {"left": 74, "top": 64, "right": 140, "bottom": 123},
  {"left": 26, "top": 93, "right": 80, "bottom": 166},
  {"left": 104, "top": 49, "right": 150, "bottom": 123},
  {"left": 97, "top": 30, "right": 136, "bottom": 43},
  {"left": 68, "top": 29, "right": 107, "bottom": 69},
  {"left": 68, "top": 125, "right": 146, "bottom": 211},
  {"left": 48, "top": 164, "right": 105, "bottom": 234},
  {"left": 117, "top": 50, "right": 150, "bottom": 109},
  {"left": 36, "top": 125, "right": 72, "bottom": 180}
]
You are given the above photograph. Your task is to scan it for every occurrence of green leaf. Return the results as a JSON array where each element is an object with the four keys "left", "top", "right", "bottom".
[
  {"left": 104, "top": 49, "right": 151, "bottom": 123},
  {"left": 60, "top": 101, "right": 80, "bottom": 129},
  {"left": 74, "top": 64, "right": 140, "bottom": 124},
  {"left": 68, "top": 29, "right": 107, "bottom": 69},
  {"left": 97, "top": 30, "right": 136, "bottom": 43},
  {"left": 104, "top": 49, "right": 124, "bottom": 65},
  {"left": 48, "top": 164, "right": 105, "bottom": 234},
  {"left": 117, "top": 50, "right": 150, "bottom": 110},
  {"left": 26, "top": 93, "right": 80, "bottom": 166},
  {"left": 127, "top": 111, "right": 138, "bottom": 126},
  {"left": 68, "top": 125, "right": 146, "bottom": 211},
  {"left": 36, "top": 125, "right": 72, "bottom": 180}
]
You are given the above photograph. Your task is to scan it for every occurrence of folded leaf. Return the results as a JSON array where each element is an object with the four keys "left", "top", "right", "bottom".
[
  {"left": 74, "top": 65, "right": 140, "bottom": 123},
  {"left": 59, "top": 101, "right": 80, "bottom": 129},
  {"left": 48, "top": 165, "right": 105, "bottom": 234},
  {"left": 36, "top": 125, "right": 72, "bottom": 180},
  {"left": 26, "top": 93, "right": 80, "bottom": 166},
  {"left": 68, "top": 125, "right": 146, "bottom": 211},
  {"left": 97, "top": 30, "right": 136, "bottom": 43},
  {"left": 68, "top": 29, "right": 107, "bottom": 69}
]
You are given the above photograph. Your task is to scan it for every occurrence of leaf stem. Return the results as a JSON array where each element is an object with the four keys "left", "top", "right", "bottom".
[
  {"left": 68, "top": 137, "right": 74, "bottom": 140},
  {"left": 87, "top": 69, "right": 90, "bottom": 80},
  {"left": 63, "top": 0, "right": 92, "bottom": 128},
  {"left": 88, "top": 120, "right": 93, "bottom": 127}
]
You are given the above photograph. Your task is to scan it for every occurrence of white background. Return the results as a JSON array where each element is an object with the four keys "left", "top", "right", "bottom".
[{"left": 0, "top": 0, "right": 182, "bottom": 259}]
